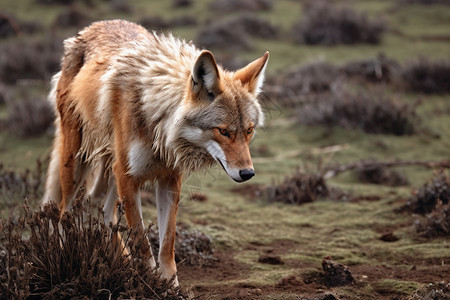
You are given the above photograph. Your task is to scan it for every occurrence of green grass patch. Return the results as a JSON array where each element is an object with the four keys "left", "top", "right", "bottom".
[{"left": 372, "top": 279, "right": 419, "bottom": 295}]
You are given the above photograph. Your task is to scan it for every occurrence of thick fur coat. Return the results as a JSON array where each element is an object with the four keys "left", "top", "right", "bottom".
[{"left": 42, "top": 20, "right": 269, "bottom": 285}]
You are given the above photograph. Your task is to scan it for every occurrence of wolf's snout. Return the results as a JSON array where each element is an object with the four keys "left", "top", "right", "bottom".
[{"left": 239, "top": 169, "right": 255, "bottom": 182}]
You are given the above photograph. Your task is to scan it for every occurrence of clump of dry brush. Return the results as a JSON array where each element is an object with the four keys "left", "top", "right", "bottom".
[
  {"left": 150, "top": 227, "right": 215, "bottom": 267},
  {"left": 1, "top": 93, "right": 54, "bottom": 137},
  {"left": 292, "top": 1, "right": 385, "bottom": 45},
  {"left": 297, "top": 86, "right": 419, "bottom": 136},
  {"left": 401, "top": 58, "right": 450, "bottom": 94},
  {"left": 196, "top": 14, "right": 278, "bottom": 51},
  {"left": 0, "top": 198, "right": 188, "bottom": 299},
  {"left": 0, "top": 36, "right": 62, "bottom": 85},
  {"left": 404, "top": 171, "right": 450, "bottom": 215},
  {"left": 401, "top": 171, "right": 450, "bottom": 238},
  {"left": 0, "top": 159, "right": 46, "bottom": 209},
  {"left": 355, "top": 164, "right": 409, "bottom": 187},
  {"left": 209, "top": 0, "right": 273, "bottom": 13},
  {"left": 266, "top": 169, "right": 329, "bottom": 205}
]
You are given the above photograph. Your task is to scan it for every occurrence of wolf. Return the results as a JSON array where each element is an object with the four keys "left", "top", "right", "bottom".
[{"left": 42, "top": 19, "right": 269, "bottom": 286}]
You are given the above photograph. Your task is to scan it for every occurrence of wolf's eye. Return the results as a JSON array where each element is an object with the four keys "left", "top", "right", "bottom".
[
  {"left": 218, "top": 128, "right": 230, "bottom": 138},
  {"left": 247, "top": 127, "right": 254, "bottom": 135}
]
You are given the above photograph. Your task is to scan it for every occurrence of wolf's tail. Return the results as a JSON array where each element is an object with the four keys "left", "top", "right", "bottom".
[
  {"left": 47, "top": 35, "right": 85, "bottom": 110},
  {"left": 42, "top": 35, "right": 86, "bottom": 207}
]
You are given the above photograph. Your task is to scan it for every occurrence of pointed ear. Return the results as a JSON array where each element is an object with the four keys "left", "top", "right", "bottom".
[
  {"left": 234, "top": 51, "right": 269, "bottom": 95},
  {"left": 192, "top": 50, "right": 220, "bottom": 94}
]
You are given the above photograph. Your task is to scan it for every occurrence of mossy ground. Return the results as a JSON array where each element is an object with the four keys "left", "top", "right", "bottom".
[{"left": 1, "top": 0, "right": 449, "bottom": 298}]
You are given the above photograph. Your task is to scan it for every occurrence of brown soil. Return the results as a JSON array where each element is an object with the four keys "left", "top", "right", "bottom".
[{"left": 177, "top": 241, "right": 450, "bottom": 299}]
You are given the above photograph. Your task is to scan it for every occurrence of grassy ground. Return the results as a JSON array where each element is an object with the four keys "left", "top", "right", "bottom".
[{"left": 1, "top": 0, "right": 449, "bottom": 298}]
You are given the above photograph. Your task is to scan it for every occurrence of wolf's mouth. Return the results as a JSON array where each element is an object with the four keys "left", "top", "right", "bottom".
[
  {"left": 216, "top": 157, "right": 242, "bottom": 183},
  {"left": 216, "top": 157, "right": 227, "bottom": 172}
]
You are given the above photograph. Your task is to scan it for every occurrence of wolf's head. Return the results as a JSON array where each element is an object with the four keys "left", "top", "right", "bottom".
[{"left": 180, "top": 51, "right": 269, "bottom": 182}]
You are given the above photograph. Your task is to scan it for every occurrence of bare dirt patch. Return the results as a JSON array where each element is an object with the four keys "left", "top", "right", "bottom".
[{"left": 178, "top": 238, "right": 450, "bottom": 299}]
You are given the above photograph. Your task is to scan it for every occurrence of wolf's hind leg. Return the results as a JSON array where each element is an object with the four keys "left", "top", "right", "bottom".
[
  {"left": 41, "top": 132, "right": 62, "bottom": 206},
  {"left": 58, "top": 116, "right": 86, "bottom": 216},
  {"left": 87, "top": 158, "right": 107, "bottom": 199}
]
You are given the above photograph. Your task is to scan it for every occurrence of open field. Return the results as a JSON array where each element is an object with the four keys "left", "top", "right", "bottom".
[{"left": 1, "top": 0, "right": 449, "bottom": 299}]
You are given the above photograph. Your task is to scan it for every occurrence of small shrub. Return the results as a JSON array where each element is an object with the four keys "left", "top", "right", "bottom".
[
  {"left": 0, "top": 13, "right": 20, "bottom": 38},
  {"left": 140, "top": 16, "right": 197, "bottom": 30},
  {"left": 149, "top": 226, "right": 215, "bottom": 266},
  {"left": 403, "top": 171, "right": 450, "bottom": 214},
  {"left": 209, "top": 0, "right": 272, "bottom": 13},
  {"left": 401, "top": 58, "right": 450, "bottom": 94},
  {"left": 355, "top": 165, "right": 409, "bottom": 186},
  {"left": 5, "top": 94, "right": 54, "bottom": 137},
  {"left": 170, "top": 16, "right": 197, "bottom": 27},
  {"left": 0, "top": 198, "right": 187, "bottom": 299},
  {"left": 0, "top": 13, "right": 43, "bottom": 38},
  {"left": 415, "top": 201, "right": 450, "bottom": 238},
  {"left": 109, "top": 0, "right": 133, "bottom": 13},
  {"left": 341, "top": 54, "right": 401, "bottom": 83},
  {"left": 408, "top": 281, "right": 450, "bottom": 300},
  {"left": 140, "top": 16, "right": 171, "bottom": 30},
  {"left": 292, "top": 2, "right": 385, "bottom": 45},
  {"left": 227, "top": 13, "right": 278, "bottom": 39},
  {"left": 196, "top": 19, "right": 252, "bottom": 51},
  {"left": 0, "top": 37, "right": 62, "bottom": 84},
  {"left": 197, "top": 14, "right": 277, "bottom": 51},
  {"left": 266, "top": 170, "right": 328, "bottom": 205},
  {"left": 0, "top": 160, "right": 45, "bottom": 208},
  {"left": 297, "top": 87, "right": 418, "bottom": 135},
  {"left": 173, "top": 0, "right": 194, "bottom": 8},
  {"left": 52, "top": 6, "right": 91, "bottom": 28},
  {"left": 268, "top": 61, "right": 341, "bottom": 105}
]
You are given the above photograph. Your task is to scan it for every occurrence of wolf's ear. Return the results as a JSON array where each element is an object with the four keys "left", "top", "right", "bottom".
[
  {"left": 192, "top": 51, "right": 220, "bottom": 95},
  {"left": 234, "top": 51, "right": 269, "bottom": 95}
]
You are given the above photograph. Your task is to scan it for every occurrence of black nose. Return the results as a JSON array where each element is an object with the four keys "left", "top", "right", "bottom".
[{"left": 239, "top": 169, "right": 255, "bottom": 182}]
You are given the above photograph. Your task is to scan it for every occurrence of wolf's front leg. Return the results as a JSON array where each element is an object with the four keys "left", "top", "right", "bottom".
[
  {"left": 156, "top": 173, "right": 182, "bottom": 287},
  {"left": 114, "top": 162, "right": 156, "bottom": 268}
]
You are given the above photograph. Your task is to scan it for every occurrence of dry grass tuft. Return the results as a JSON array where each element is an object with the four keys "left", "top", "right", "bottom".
[
  {"left": 196, "top": 14, "right": 277, "bottom": 51},
  {"left": 297, "top": 87, "right": 419, "bottom": 136},
  {"left": 139, "top": 15, "right": 197, "bottom": 31},
  {"left": 341, "top": 54, "right": 401, "bottom": 83},
  {"left": 408, "top": 281, "right": 450, "bottom": 299},
  {"left": 149, "top": 226, "right": 215, "bottom": 266},
  {"left": 3, "top": 94, "right": 54, "bottom": 137},
  {"left": 52, "top": 6, "right": 92, "bottom": 28},
  {"left": 0, "top": 159, "right": 45, "bottom": 209},
  {"left": 109, "top": 0, "right": 134, "bottom": 13},
  {"left": 209, "top": 0, "right": 273, "bottom": 13},
  {"left": 266, "top": 169, "right": 329, "bottom": 205},
  {"left": 355, "top": 164, "right": 409, "bottom": 187},
  {"left": 401, "top": 58, "right": 450, "bottom": 94},
  {"left": 172, "top": 0, "right": 194, "bottom": 8},
  {"left": 292, "top": 1, "right": 385, "bottom": 45},
  {"left": 270, "top": 61, "right": 341, "bottom": 104},
  {"left": 403, "top": 171, "right": 450, "bottom": 215},
  {"left": 0, "top": 37, "right": 62, "bottom": 84},
  {"left": 0, "top": 197, "right": 188, "bottom": 299},
  {"left": 415, "top": 201, "right": 450, "bottom": 238}
]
